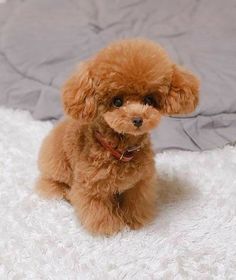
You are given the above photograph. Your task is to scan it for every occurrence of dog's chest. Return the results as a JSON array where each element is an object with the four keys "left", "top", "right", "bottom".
[{"left": 77, "top": 155, "right": 147, "bottom": 192}]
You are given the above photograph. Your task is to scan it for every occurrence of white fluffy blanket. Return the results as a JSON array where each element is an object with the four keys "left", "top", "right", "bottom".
[{"left": 0, "top": 107, "right": 235, "bottom": 279}]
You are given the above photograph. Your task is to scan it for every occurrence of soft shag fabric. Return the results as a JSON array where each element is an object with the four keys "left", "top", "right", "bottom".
[
  {"left": 0, "top": 107, "right": 235, "bottom": 279},
  {"left": 1, "top": 0, "right": 236, "bottom": 151}
]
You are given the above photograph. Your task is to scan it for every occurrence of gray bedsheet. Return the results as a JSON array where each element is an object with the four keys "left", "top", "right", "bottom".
[{"left": 0, "top": 0, "right": 236, "bottom": 151}]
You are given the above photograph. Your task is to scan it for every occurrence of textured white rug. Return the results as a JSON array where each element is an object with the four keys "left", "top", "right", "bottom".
[{"left": 0, "top": 107, "right": 235, "bottom": 279}]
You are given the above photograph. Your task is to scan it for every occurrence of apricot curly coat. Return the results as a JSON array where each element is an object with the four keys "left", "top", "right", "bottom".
[{"left": 36, "top": 39, "right": 199, "bottom": 235}]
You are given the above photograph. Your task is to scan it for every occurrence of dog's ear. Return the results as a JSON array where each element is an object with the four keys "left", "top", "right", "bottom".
[
  {"left": 62, "top": 62, "right": 97, "bottom": 121},
  {"left": 161, "top": 65, "right": 199, "bottom": 115}
]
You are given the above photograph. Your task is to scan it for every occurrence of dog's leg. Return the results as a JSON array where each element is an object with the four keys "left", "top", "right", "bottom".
[
  {"left": 69, "top": 188, "right": 125, "bottom": 235},
  {"left": 121, "top": 179, "right": 157, "bottom": 230},
  {"left": 36, "top": 176, "right": 70, "bottom": 200}
]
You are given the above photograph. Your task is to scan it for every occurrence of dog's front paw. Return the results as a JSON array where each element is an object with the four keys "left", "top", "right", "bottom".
[
  {"left": 123, "top": 207, "right": 155, "bottom": 231},
  {"left": 124, "top": 215, "right": 145, "bottom": 230},
  {"left": 83, "top": 214, "right": 125, "bottom": 236}
]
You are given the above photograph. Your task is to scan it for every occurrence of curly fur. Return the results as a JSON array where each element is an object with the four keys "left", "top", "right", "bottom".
[{"left": 36, "top": 39, "right": 199, "bottom": 235}]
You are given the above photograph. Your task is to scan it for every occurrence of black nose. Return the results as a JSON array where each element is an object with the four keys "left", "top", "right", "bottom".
[{"left": 132, "top": 117, "right": 143, "bottom": 127}]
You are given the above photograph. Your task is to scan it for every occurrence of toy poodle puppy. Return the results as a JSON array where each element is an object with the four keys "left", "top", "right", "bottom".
[{"left": 36, "top": 39, "right": 199, "bottom": 235}]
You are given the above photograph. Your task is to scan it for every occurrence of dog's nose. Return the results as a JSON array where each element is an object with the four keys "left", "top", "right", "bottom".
[{"left": 132, "top": 117, "right": 143, "bottom": 127}]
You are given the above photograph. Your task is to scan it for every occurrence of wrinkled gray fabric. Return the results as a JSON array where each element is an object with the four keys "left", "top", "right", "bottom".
[{"left": 0, "top": 0, "right": 236, "bottom": 151}]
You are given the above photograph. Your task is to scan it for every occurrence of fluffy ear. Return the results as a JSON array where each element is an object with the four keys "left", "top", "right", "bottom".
[
  {"left": 62, "top": 63, "right": 97, "bottom": 121},
  {"left": 161, "top": 65, "right": 200, "bottom": 115}
]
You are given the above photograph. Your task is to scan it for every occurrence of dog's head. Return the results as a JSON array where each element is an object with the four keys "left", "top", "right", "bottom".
[{"left": 62, "top": 39, "right": 199, "bottom": 135}]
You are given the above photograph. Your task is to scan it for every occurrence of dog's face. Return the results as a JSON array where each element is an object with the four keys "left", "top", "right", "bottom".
[
  {"left": 103, "top": 98, "right": 161, "bottom": 136},
  {"left": 63, "top": 39, "right": 199, "bottom": 135}
]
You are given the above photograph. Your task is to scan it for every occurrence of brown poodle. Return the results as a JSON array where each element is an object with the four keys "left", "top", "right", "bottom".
[{"left": 36, "top": 39, "right": 199, "bottom": 235}]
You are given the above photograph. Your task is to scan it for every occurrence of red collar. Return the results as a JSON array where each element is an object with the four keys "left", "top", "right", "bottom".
[{"left": 94, "top": 131, "right": 141, "bottom": 162}]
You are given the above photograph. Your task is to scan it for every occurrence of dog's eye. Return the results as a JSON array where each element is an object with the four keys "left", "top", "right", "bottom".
[
  {"left": 144, "top": 95, "right": 156, "bottom": 106},
  {"left": 112, "top": 97, "right": 123, "bottom": 108}
]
